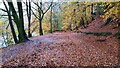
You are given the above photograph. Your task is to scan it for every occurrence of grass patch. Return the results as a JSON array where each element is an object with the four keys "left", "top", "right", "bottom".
[
  {"left": 79, "top": 31, "right": 112, "bottom": 36},
  {"left": 93, "top": 32, "right": 112, "bottom": 36},
  {"left": 113, "top": 32, "right": 120, "bottom": 39}
]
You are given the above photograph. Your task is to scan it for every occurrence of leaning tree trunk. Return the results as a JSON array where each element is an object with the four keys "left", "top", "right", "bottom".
[
  {"left": 3, "top": 1, "right": 18, "bottom": 43},
  {"left": 8, "top": 12, "right": 18, "bottom": 43},
  {"left": 8, "top": 10, "right": 18, "bottom": 43}
]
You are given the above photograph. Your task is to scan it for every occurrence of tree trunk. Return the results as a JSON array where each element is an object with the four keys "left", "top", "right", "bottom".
[
  {"left": 8, "top": 11, "right": 18, "bottom": 43},
  {"left": 50, "top": 4, "right": 53, "bottom": 33},
  {"left": 39, "top": 19, "right": 43, "bottom": 35},
  {"left": 118, "top": 2, "right": 120, "bottom": 27},
  {"left": 26, "top": 1, "right": 32, "bottom": 37},
  {"left": 7, "top": 1, "right": 29, "bottom": 43},
  {"left": 91, "top": 4, "right": 94, "bottom": 14},
  {"left": 17, "top": 1, "right": 29, "bottom": 42},
  {"left": 3, "top": 1, "right": 18, "bottom": 44},
  {"left": 56, "top": 19, "right": 59, "bottom": 29},
  {"left": 69, "top": 23, "right": 72, "bottom": 31},
  {"left": 28, "top": 1, "right": 32, "bottom": 37}
]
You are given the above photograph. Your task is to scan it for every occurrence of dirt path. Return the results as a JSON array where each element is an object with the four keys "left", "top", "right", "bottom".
[{"left": 1, "top": 32, "right": 118, "bottom": 66}]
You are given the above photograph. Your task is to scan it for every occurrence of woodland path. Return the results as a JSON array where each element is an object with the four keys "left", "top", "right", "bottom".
[
  {"left": 1, "top": 32, "right": 118, "bottom": 66},
  {"left": 0, "top": 17, "right": 119, "bottom": 66}
]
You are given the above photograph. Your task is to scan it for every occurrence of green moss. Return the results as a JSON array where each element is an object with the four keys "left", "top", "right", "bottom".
[
  {"left": 79, "top": 31, "right": 112, "bottom": 36},
  {"left": 113, "top": 32, "right": 120, "bottom": 39},
  {"left": 93, "top": 32, "right": 112, "bottom": 36}
]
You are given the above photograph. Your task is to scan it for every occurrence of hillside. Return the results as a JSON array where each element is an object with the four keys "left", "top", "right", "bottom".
[
  {"left": 0, "top": 16, "right": 119, "bottom": 67},
  {"left": 80, "top": 16, "right": 119, "bottom": 34}
]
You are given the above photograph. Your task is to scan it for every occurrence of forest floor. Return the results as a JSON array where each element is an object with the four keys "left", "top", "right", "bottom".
[{"left": 0, "top": 16, "right": 119, "bottom": 67}]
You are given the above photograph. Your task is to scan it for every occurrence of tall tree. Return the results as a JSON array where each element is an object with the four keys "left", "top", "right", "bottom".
[
  {"left": 2, "top": 0, "right": 18, "bottom": 43},
  {"left": 50, "top": 2, "right": 53, "bottom": 33},
  {"left": 6, "top": 0, "right": 29, "bottom": 42},
  {"left": 26, "top": 0, "right": 32, "bottom": 37}
]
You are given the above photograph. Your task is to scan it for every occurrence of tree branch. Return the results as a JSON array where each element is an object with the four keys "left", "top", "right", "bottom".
[
  {"left": 32, "top": 6, "right": 38, "bottom": 11},
  {"left": 31, "top": 9, "right": 39, "bottom": 19},
  {"left": 103, "top": 3, "right": 116, "bottom": 14},
  {"left": 43, "top": 2, "right": 53, "bottom": 14},
  {"left": 0, "top": 14, "right": 8, "bottom": 16},
  {"left": 31, "top": 25, "right": 38, "bottom": 33},
  {"left": 0, "top": 8, "right": 7, "bottom": 12},
  {"left": 33, "top": 2, "right": 44, "bottom": 14},
  {"left": 6, "top": 23, "right": 9, "bottom": 29}
]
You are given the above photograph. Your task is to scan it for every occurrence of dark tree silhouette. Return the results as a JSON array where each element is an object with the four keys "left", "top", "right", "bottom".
[
  {"left": 2, "top": 0, "right": 18, "bottom": 43},
  {"left": 6, "top": 0, "right": 29, "bottom": 42},
  {"left": 26, "top": 0, "right": 32, "bottom": 37}
]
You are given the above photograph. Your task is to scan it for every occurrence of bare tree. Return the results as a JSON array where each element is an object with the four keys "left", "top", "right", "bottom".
[
  {"left": 26, "top": 0, "right": 32, "bottom": 37},
  {"left": 2, "top": 0, "right": 18, "bottom": 43},
  {"left": 32, "top": 0, "right": 53, "bottom": 35}
]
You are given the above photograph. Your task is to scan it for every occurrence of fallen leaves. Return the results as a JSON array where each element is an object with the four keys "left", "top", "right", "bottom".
[{"left": 1, "top": 20, "right": 119, "bottom": 66}]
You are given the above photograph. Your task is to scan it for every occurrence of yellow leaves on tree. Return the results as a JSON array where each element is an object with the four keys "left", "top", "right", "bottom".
[
  {"left": 61, "top": 2, "right": 92, "bottom": 30},
  {"left": 102, "top": 2, "right": 120, "bottom": 20}
]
